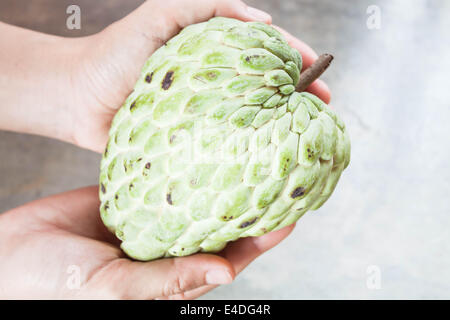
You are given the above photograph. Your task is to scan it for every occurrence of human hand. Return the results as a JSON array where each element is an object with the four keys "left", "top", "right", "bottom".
[
  {"left": 0, "top": 0, "right": 330, "bottom": 152},
  {"left": 66, "top": 0, "right": 331, "bottom": 152},
  {"left": 0, "top": 186, "right": 295, "bottom": 299}
]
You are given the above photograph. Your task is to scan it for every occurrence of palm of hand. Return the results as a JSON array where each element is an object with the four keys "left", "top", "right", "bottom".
[
  {"left": 0, "top": 187, "right": 123, "bottom": 298},
  {"left": 0, "top": 186, "right": 294, "bottom": 299},
  {"left": 70, "top": 25, "right": 160, "bottom": 153}
]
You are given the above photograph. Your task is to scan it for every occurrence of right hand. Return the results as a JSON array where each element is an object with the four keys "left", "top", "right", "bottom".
[{"left": 0, "top": 186, "right": 296, "bottom": 299}]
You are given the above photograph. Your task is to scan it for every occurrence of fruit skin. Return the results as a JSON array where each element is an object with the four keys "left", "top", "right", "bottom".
[{"left": 99, "top": 17, "right": 350, "bottom": 261}]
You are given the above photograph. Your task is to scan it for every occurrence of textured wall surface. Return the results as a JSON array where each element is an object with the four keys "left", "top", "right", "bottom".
[{"left": 0, "top": 0, "right": 449, "bottom": 299}]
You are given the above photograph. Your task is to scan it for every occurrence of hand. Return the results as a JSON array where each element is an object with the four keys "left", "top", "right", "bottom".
[
  {"left": 0, "top": 0, "right": 330, "bottom": 152},
  {"left": 0, "top": 186, "right": 295, "bottom": 299},
  {"left": 0, "top": 1, "right": 327, "bottom": 299},
  {"left": 70, "top": 0, "right": 331, "bottom": 152}
]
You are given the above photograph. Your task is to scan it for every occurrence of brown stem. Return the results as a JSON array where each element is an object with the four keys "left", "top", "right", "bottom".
[{"left": 295, "top": 53, "right": 333, "bottom": 92}]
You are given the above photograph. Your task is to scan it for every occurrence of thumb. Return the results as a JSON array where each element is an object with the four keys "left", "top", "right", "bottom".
[
  {"left": 117, "top": 0, "right": 272, "bottom": 44},
  {"left": 91, "top": 254, "right": 235, "bottom": 299}
]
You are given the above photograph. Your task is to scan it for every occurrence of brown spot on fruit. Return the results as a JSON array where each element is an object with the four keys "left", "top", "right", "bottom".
[
  {"left": 145, "top": 72, "right": 153, "bottom": 83},
  {"left": 207, "top": 72, "right": 217, "bottom": 80},
  {"left": 130, "top": 101, "right": 136, "bottom": 111},
  {"left": 169, "top": 135, "right": 176, "bottom": 144},
  {"left": 145, "top": 162, "right": 151, "bottom": 169},
  {"left": 161, "top": 71, "right": 174, "bottom": 90},
  {"left": 291, "top": 187, "right": 306, "bottom": 198},
  {"left": 239, "top": 217, "right": 258, "bottom": 228},
  {"left": 166, "top": 193, "right": 173, "bottom": 205},
  {"left": 115, "top": 195, "right": 118, "bottom": 200},
  {"left": 245, "top": 54, "right": 260, "bottom": 63},
  {"left": 100, "top": 184, "right": 106, "bottom": 194}
]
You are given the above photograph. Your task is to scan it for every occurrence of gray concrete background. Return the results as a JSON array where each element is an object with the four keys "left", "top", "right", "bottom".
[{"left": 1, "top": 0, "right": 449, "bottom": 299}]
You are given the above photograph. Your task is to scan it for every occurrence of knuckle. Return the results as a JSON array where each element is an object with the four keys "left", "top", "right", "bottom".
[
  {"left": 163, "top": 276, "right": 183, "bottom": 297},
  {"left": 162, "top": 260, "right": 198, "bottom": 297}
]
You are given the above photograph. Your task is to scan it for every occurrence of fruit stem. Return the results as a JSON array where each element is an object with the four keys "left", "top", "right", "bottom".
[{"left": 295, "top": 53, "right": 333, "bottom": 92}]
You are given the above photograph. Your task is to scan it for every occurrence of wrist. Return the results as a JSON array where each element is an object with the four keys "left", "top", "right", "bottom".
[
  {"left": 41, "top": 37, "right": 87, "bottom": 146},
  {"left": 0, "top": 23, "right": 87, "bottom": 146},
  {"left": 28, "top": 36, "right": 88, "bottom": 145}
]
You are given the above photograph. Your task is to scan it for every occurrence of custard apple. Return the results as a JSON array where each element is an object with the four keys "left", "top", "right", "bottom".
[{"left": 99, "top": 17, "right": 350, "bottom": 261}]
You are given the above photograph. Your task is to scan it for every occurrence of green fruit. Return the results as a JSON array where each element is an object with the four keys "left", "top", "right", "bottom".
[{"left": 99, "top": 17, "right": 350, "bottom": 261}]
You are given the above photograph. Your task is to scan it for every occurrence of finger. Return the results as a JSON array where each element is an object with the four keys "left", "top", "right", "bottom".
[
  {"left": 271, "top": 25, "right": 318, "bottom": 70},
  {"left": 212, "top": 0, "right": 272, "bottom": 24},
  {"left": 306, "top": 79, "right": 331, "bottom": 104},
  {"left": 156, "top": 284, "right": 217, "bottom": 300},
  {"left": 271, "top": 25, "right": 332, "bottom": 101},
  {"left": 122, "top": 0, "right": 271, "bottom": 44},
  {"left": 221, "top": 224, "right": 296, "bottom": 275},
  {"left": 161, "top": 224, "right": 297, "bottom": 301},
  {"left": 92, "top": 254, "right": 234, "bottom": 299}
]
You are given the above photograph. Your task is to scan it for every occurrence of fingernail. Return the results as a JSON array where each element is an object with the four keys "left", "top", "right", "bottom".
[
  {"left": 206, "top": 269, "right": 233, "bottom": 285},
  {"left": 247, "top": 6, "right": 272, "bottom": 22}
]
